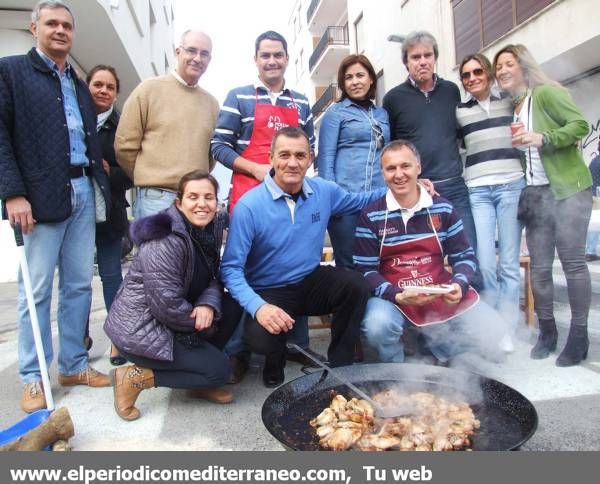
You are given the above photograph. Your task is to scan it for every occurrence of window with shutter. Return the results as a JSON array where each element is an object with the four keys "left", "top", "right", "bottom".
[
  {"left": 452, "top": 0, "right": 557, "bottom": 64},
  {"left": 516, "top": 0, "right": 555, "bottom": 24},
  {"left": 453, "top": 0, "right": 481, "bottom": 63}
]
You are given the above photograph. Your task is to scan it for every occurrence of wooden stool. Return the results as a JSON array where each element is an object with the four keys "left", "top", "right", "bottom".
[{"left": 520, "top": 255, "right": 535, "bottom": 327}]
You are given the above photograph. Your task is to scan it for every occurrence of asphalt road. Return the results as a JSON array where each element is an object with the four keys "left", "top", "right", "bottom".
[{"left": 0, "top": 261, "right": 598, "bottom": 450}]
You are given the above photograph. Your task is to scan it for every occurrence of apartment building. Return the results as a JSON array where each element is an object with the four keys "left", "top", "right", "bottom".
[
  {"left": 289, "top": 0, "right": 599, "bottom": 161},
  {"left": 0, "top": 0, "right": 176, "bottom": 281}
]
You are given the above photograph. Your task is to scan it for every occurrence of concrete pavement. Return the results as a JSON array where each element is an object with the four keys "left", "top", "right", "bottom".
[{"left": 0, "top": 262, "right": 599, "bottom": 450}]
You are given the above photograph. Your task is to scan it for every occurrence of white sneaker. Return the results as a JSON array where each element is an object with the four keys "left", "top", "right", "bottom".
[{"left": 499, "top": 334, "right": 515, "bottom": 353}]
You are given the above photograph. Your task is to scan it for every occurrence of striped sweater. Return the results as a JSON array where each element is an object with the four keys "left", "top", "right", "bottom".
[
  {"left": 353, "top": 194, "right": 477, "bottom": 303},
  {"left": 456, "top": 93, "right": 522, "bottom": 183},
  {"left": 210, "top": 83, "right": 315, "bottom": 169}
]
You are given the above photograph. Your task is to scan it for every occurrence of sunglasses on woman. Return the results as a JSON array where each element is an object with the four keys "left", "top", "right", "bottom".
[{"left": 461, "top": 68, "right": 485, "bottom": 80}]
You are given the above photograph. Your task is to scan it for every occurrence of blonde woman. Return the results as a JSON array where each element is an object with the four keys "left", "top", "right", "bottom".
[{"left": 493, "top": 44, "right": 592, "bottom": 366}]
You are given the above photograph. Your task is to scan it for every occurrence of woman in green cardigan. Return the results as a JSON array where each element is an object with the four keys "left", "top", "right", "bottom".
[{"left": 493, "top": 44, "right": 592, "bottom": 366}]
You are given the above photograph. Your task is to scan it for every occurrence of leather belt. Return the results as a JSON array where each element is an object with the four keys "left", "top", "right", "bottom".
[{"left": 69, "top": 166, "right": 91, "bottom": 178}]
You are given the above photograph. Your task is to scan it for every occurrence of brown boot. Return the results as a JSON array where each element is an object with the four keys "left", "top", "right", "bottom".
[
  {"left": 111, "top": 365, "right": 154, "bottom": 421},
  {"left": 20, "top": 382, "right": 46, "bottom": 414},
  {"left": 58, "top": 366, "right": 110, "bottom": 387},
  {"left": 191, "top": 387, "right": 234, "bottom": 404}
]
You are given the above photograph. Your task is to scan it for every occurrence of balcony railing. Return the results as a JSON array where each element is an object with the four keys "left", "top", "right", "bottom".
[
  {"left": 309, "top": 25, "right": 349, "bottom": 72},
  {"left": 312, "top": 84, "right": 339, "bottom": 119},
  {"left": 306, "top": 0, "right": 320, "bottom": 24}
]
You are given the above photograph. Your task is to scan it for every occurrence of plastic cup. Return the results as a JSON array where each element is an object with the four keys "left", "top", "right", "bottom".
[{"left": 510, "top": 122, "right": 524, "bottom": 146}]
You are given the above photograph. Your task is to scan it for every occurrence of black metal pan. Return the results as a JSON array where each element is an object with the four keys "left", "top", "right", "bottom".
[{"left": 261, "top": 363, "right": 537, "bottom": 451}]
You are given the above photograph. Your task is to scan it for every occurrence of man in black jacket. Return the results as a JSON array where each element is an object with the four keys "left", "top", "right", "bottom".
[
  {"left": 382, "top": 31, "right": 477, "bottom": 254},
  {"left": 0, "top": 0, "right": 112, "bottom": 413}
]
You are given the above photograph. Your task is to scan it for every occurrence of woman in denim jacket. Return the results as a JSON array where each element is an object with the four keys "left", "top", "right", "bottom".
[{"left": 316, "top": 55, "right": 390, "bottom": 268}]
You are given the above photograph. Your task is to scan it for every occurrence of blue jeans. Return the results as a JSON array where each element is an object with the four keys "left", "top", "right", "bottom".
[
  {"left": 468, "top": 178, "right": 525, "bottom": 331},
  {"left": 18, "top": 177, "right": 96, "bottom": 383},
  {"left": 434, "top": 177, "right": 482, "bottom": 290},
  {"left": 134, "top": 187, "right": 176, "bottom": 219},
  {"left": 361, "top": 297, "right": 504, "bottom": 363},
  {"left": 434, "top": 177, "right": 477, "bottom": 251},
  {"left": 224, "top": 313, "right": 309, "bottom": 356},
  {"left": 586, "top": 231, "right": 599, "bottom": 255},
  {"left": 95, "top": 231, "right": 123, "bottom": 311},
  {"left": 328, "top": 213, "right": 359, "bottom": 269}
]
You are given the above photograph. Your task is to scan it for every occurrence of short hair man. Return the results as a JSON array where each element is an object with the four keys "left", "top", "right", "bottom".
[
  {"left": 211, "top": 30, "right": 315, "bottom": 213},
  {"left": 382, "top": 31, "right": 478, "bottom": 254},
  {"left": 0, "top": 0, "right": 112, "bottom": 412},
  {"left": 221, "top": 127, "right": 384, "bottom": 387},
  {"left": 211, "top": 31, "right": 316, "bottom": 374},
  {"left": 354, "top": 141, "right": 503, "bottom": 363},
  {"left": 115, "top": 30, "right": 219, "bottom": 218}
]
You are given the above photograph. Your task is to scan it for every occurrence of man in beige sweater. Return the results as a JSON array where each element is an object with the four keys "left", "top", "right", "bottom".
[{"left": 115, "top": 30, "right": 219, "bottom": 218}]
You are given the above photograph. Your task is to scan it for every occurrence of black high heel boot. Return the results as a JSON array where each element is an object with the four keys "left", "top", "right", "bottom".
[
  {"left": 530, "top": 318, "right": 557, "bottom": 359},
  {"left": 556, "top": 325, "right": 589, "bottom": 367}
]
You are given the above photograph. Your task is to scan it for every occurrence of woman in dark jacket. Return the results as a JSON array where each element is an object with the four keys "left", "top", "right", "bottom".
[
  {"left": 86, "top": 65, "right": 132, "bottom": 365},
  {"left": 104, "top": 171, "right": 242, "bottom": 421}
]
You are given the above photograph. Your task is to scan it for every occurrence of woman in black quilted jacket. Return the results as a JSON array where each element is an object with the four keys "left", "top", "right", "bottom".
[
  {"left": 104, "top": 171, "right": 242, "bottom": 421},
  {"left": 85, "top": 65, "right": 131, "bottom": 365}
]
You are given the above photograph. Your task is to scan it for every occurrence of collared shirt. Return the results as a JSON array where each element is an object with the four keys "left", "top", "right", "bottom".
[
  {"left": 316, "top": 97, "right": 390, "bottom": 192},
  {"left": 37, "top": 48, "right": 88, "bottom": 166},
  {"left": 220, "top": 173, "right": 385, "bottom": 316},
  {"left": 171, "top": 69, "right": 199, "bottom": 88},
  {"left": 254, "top": 78, "right": 283, "bottom": 105},
  {"left": 385, "top": 184, "right": 433, "bottom": 227},
  {"left": 409, "top": 73, "right": 438, "bottom": 94},
  {"left": 211, "top": 83, "right": 314, "bottom": 169},
  {"left": 354, "top": 192, "right": 477, "bottom": 303}
]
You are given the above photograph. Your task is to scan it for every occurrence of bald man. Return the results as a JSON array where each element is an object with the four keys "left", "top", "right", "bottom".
[{"left": 116, "top": 30, "right": 220, "bottom": 217}]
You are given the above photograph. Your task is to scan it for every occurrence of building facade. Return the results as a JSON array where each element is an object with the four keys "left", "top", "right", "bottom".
[
  {"left": 289, "top": 0, "right": 599, "bottom": 161},
  {"left": 0, "top": 0, "right": 175, "bottom": 282}
]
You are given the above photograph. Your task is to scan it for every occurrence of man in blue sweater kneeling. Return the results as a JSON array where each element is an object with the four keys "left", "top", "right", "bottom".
[{"left": 221, "top": 127, "right": 385, "bottom": 387}]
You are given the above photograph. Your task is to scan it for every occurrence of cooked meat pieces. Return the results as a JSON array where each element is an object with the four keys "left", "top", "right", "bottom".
[{"left": 310, "top": 391, "right": 480, "bottom": 451}]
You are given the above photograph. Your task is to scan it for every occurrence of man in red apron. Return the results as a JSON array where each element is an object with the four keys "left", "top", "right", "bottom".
[
  {"left": 210, "top": 31, "right": 318, "bottom": 378},
  {"left": 354, "top": 140, "right": 505, "bottom": 364}
]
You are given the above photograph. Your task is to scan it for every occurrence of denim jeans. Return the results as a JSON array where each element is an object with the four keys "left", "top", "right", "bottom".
[
  {"left": 18, "top": 176, "right": 96, "bottom": 383},
  {"left": 134, "top": 187, "right": 176, "bottom": 219},
  {"left": 521, "top": 186, "right": 592, "bottom": 326},
  {"left": 434, "top": 177, "right": 477, "bottom": 251},
  {"left": 434, "top": 177, "right": 482, "bottom": 290},
  {"left": 95, "top": 231, "right": 123, "bottom": 311},
  {"left": 468, "top": 178, "right": 525, "bottom": 331},
  {"left": 586, "top": 231, "right": 599, "bottom": 255},
  {"left": 327, "top": 213, "right": 359, "bottom": 269},
  {"left": 361, "top": 297, "right": 504, "bottom": 363}
]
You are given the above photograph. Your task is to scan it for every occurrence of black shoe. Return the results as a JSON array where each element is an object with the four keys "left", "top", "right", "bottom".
[
  {"left": 530, "top": 318, "right": 558, "bottom": 359},
  {"left": 285, "top": 347, "right": 325, "bottom": 368},
  {"left": 110, "top": 355, "right": 127, "bottom": 366},
  {"left": 556, "top": 325, "right": 589, "bottom": 367},
  {"left": 263, "top": 353, "right": 286, "bottom": 388},
  {"left": 228, "top": 353, "right": 250, "bottom": 384}
]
